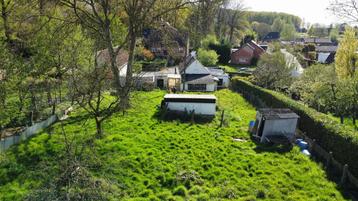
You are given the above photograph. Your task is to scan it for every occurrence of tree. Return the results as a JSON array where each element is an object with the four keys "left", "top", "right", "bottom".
[
  {"left": 291, "top": 65, "right": 339, "bottom": 113},
  {"left": 62, "top": 0, "right": 194, "bottom": 111},
  {"left": 335, "top": 27, "right": 358, "bottom": 79},
  {"left": 329, "top": 27, "right": 340, "bottom": 43},
  {"left": 251, "top": 22, "right": 272, "bottom": 40},
  {"left": 208, "top": 42, "right": 231, "bottom": 64},
  {"left": 197, "top": 48, "right": 219, "bottom": 66},
  {"left": 329, "top": 0, "right": 358, "bottom": 22},
  {"left": 281, "top": 23, "right": 296, "bottom": 41},
  {"left": 200, "top": 34, "right": 219, "bottom": 49},
  {"left": 272, "top": 18, "right": 285, "bottom": 33},
  {"left": 253, "top": 52, "right": 294, "bottom": 90}
]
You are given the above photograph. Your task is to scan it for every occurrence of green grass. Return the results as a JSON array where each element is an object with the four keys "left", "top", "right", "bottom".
[
  {"left": 0, "top": 90, "right": 349, "bottom": 200},
  {"left": 220, "top": 64, "right": 256, "bottom": 74},
  {"left": 220, "top": 64, "right": 239, "bottom": 73}
]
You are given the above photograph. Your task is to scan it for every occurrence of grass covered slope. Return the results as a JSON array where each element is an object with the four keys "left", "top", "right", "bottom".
[{"left": 0, "top": 90, "right": 348, "bottom": 200}]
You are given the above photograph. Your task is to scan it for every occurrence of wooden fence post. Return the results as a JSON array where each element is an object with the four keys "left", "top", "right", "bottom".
[
  {"left": 340, "top": 164, "right": 349, "bottom": 186},
  {"left": 220, "top": 110, "right": 225, "bottom": 127}
]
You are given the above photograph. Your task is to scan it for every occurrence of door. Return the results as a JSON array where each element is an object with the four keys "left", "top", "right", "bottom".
[{"left": 157, "top": 79, "right": 164, "bottom": 89}]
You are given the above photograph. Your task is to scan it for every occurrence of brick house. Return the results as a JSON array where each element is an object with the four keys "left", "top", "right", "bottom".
[{"left": 230, "top": 41, "right": 265, "bottom": 65}]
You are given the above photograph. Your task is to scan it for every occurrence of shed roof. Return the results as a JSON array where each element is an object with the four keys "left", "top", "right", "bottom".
[
  {"left": 316, "top": 46, "right": 338, "bottom": 53},
  {"left": 164, "top": 94, "right": 217, "bottom": 100},
  {"left": 258, "top": 108, "right": 299, "bottom": 120}
]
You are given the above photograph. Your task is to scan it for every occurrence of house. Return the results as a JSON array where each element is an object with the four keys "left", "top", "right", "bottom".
[
  {"left": 304, "top": 38, "right": 334, "bottom": 46},
  {"left": 252, "top": 109, "right": 299, "bottom": 143},
  {"left": 230, "top": 41, "right": 265, "bottom": 65},
  {"left": 180, "top": 55, "right": 218, "bottom": 91},
  {"left": 162, "top": 94, "right": 217, "bottom": 116},
  {"left": 207, "top": 67, "right": 230, "bottom": 88},
  {"left": 143, "top": 21, "right": 187, "bottom": 63},
  {"left": 96, "top": 47, "right": 129, "bottom": 81},
  {"left": 263, "top": 32, "right": 280, "bottom": 42},
  {"left": 96, "top": 47, "right": 181, "bottom": 90}
]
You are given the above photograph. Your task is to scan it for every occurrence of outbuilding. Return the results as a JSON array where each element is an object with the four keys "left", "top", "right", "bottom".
[
  {"left": 252, "top": 109, "right": 299, "bottom": 143},
  {"left": 162, "top": 94, "right": 217, "bottom": 116}
]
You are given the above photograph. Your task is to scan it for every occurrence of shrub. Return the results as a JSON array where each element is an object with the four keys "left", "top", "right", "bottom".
[
  {"left": 173, "top": 185, "right": 187, "bottom": 197},
  {"left": 231, "top": 77, "right": 358, "bottom": 177},
  {"left": 200, "top": 35, "right": 219, "bottom": 49},
  {"left": 208, "top": 43, "right": 231, "bottom": 64},
  {"left": 197, "top": 48, "right": 219, "bottom": 66}
]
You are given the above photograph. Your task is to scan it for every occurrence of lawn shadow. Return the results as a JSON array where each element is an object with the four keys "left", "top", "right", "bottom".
[{"left": 251, "top": 135, "right": 293, "bottom": 154}]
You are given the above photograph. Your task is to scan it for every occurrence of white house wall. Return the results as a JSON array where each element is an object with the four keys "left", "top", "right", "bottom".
[
  {"left": 215, "top": 75, "right": 230, "bottom": 88},
  {"left": 167, "top": 102, "right": 216, "bottom": 116}
]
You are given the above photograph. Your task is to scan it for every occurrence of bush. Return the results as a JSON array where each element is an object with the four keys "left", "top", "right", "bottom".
[
  {"left": 197, "top": 48, "right": 219, "bottom": 66},
  {"left": 208, "top": 43, "right": 231, "bottom": 64},
  {"left": 231, "top": 77, "right": 358, "bottom": 177},
  {"left": 173, "top": 185, "right": 187, "bottom": 197}
]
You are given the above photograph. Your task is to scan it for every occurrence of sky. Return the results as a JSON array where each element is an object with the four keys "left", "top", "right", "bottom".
[{"left": 243, "top": 0, "right": 342, "bottom": 26}]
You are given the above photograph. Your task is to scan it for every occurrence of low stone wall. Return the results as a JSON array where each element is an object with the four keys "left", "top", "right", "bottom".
[{"left": 0, "top": 115, "right": 58, "bottom": 152}]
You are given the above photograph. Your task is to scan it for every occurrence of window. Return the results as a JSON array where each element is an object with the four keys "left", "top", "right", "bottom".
[
  {"left": 188, "top": 84, "right": 206, "bottom": 91},
  {"left": 218, "top": 79, "right": 223, "bottom": 86}
]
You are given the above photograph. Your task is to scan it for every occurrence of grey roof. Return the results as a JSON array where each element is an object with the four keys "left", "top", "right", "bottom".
[
  {"left": 316, "top": 46, "right": 338, "bottom": 53},
  {"left": 184, "top": 74, "right": 218, "bottom": 84},
  {"left": 304, "top": 38, "right": 332, "bottom": 44},
  {"left": 164, "top": 94, "right": 217, "bottom": 100},
  {"left": 258, "top": 108, "right": 299, "bottom": 120},
  {"left": 207, "top": 67, "right": 226, "bottom": 76}
]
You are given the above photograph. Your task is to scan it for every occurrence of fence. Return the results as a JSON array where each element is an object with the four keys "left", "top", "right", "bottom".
[
  {"left": 235, "top": 84, "right": 358, "bottom": 196},
  {"left": 299, "top": 132, "right": 358, "bottom": 190},
  {"left": 0, "top": 115, "right": 58, "bottom": 152}
]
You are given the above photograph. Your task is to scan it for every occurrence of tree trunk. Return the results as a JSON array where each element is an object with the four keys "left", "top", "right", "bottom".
[
  {"left": 104, "top": 20, "right": 122, "bottom": 98},
  {"left": 95, "top": 118, "right": 102, "bottom": 138},
  {"left": 120, "top": 27, "right": 136, "bottom": 111},
  {"left": 340, "top": 116, "right": 344, "bottom": 124}
]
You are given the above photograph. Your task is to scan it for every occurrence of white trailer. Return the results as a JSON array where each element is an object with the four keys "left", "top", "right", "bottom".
[{"left": 163, "top": 94, "right": 217, "bottom": 116}]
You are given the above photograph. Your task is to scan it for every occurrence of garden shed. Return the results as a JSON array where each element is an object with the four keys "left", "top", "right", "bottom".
[
  {"left": 163, "top": 94, "right": 217, "bottom": 116},
  {"left": 253, "top": 109, "right": 299, "bottom": 143}
]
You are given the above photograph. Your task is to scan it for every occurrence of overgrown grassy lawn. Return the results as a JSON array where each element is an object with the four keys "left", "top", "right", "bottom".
[{"left": 0, "top": 90, "right": 348, "bottom": 200}]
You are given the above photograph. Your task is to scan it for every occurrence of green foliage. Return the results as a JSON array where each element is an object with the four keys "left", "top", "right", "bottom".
[
  {"left": 272, "top": 18, "right": 285, "bottom": 33},
  {"left": 208, "top": 42, "right": 231, "bottom": 64},
  {"left": 281, "top": 23, "right": 297, "bottom": 41},
  {"left": 232, "top": 78, "right": 358, "bottom": 178},
  {"left": 0, "top": 90, "right": 347, "bottom": 200},
  {"left": 329, "top": 27, "right": 340, "bottom": 43},
  {"left": 200, "top": 35, "right": 219, "bottom": 50},
  {"left": 253, "top": 52, "right": 294, "bottom": 90},
  {"left": 197, "top": 48, "right": 219, "bottom": 66},
  {"left": 247, "top": 11, "right": 302, "bottom": 30},
  {"left": 307, "top": 24, "right": 329, "bottom": 37},
  {"left": 335, "top": 27, "right": 358, "bottom": 79},
  {"left": 251, "top": 22, "right": 272, "bottom": 40}
]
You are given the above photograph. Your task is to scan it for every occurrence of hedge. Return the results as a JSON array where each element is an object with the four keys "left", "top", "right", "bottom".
[{"left": 231, "top": 77, "right": 358, "bottom": 176}]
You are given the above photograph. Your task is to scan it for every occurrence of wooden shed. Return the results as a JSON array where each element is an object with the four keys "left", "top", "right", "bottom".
[{"left": 253, "top": 109, "right": 299, "bottom": 143}]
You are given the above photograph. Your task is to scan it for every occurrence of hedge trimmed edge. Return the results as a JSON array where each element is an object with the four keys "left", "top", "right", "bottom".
[{"left": 231, "top": 77, "right": 358, "bottom": 176}]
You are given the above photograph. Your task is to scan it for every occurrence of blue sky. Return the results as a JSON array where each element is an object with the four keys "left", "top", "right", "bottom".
[{"left": 243, "top": 0, "right": 341, "bottom": 25}]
